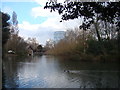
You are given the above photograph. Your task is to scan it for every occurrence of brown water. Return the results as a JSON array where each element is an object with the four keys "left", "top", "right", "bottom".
[{"left": 3, "top": 55, "right": 120, "bottom": 88}]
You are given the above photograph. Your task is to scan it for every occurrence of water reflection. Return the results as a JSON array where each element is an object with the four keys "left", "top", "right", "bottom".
[{"left": 3, "top": 55, "right": 120, "bottom": 88}]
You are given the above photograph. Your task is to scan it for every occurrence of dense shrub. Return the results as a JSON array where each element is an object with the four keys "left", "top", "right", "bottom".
[{"left": 86, "top": 40, "right": 103, "bottom": 55}]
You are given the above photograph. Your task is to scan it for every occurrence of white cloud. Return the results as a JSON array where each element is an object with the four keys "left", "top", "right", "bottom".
[
  {"left": 1, "top": 0, "right": 83, "bottom": 45},
  {"left": 18, "top": 21, "right": 57, "bottom": 45},
  {"left": 18, "top": 21, "right": 40, "bottom": 31},
  {"left": 18, "top": 0, "right": 83, "bottom": 45},
  {"left": 31, "top": 5, "right": 82, "bottom": 30},
  {"left": 34, "top": 0, "right": 65, "bottom": 6},
  {"left": 40, "top": 17, "right": 63, "bottom": 30},
  {"left": 31, "top": 6, "right": 59, "bottom": 18},
  {"left": 18, "top": 18, "right": 82, "bottom": 45},
  {"left": 34, "top": 0, "right": 48, "bottom": 6},
  {"left": 19, "top": 5, "right": 82, "bottom": 45}
]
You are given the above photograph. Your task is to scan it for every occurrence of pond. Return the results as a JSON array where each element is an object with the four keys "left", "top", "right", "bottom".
[{"left": 3, "top": 55, "right": 120, "bottom": 88}]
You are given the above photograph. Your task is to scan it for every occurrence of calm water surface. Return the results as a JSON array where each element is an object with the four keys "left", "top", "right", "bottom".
[{"left": 3, "top": 55, "right": 120, "bottom": 88}]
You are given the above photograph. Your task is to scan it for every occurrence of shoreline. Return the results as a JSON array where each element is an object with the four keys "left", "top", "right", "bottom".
[{"left": 45, "top": 52, "right": 120, "bottom": 63}]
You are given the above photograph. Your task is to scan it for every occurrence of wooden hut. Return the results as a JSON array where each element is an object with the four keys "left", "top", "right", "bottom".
[{"left": 26, "top": 45, "right": 33, "bottom": 56}]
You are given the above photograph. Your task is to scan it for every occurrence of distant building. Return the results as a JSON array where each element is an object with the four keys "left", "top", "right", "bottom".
[
  {"left": 54, "top": 31, "right": 65, "bottom": 43},
  {"left": 26, "top": 45, "right": 33, "bottom": 56}
]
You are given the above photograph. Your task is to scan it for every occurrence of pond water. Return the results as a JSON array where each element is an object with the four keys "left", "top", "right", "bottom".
[{"left": 3, "top": 55, "right": 120, "bottom": 88}]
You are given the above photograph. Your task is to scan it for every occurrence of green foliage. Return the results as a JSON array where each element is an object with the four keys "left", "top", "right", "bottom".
[
  {"left": 5, "top": 34, "right": 28, "bottom": 56},
  {"left": 44, "top": 2, "right": 120, "bottom": 43},
  {"left": 86, "top": 39, "right": 119, "bottom": 55},
  {"left": 86, "top": 40, "right": 103, "bottom": 55},
  {"left": 37, "top": 45, "right": 43, "bottom": 52},
  {"left": 1, "top": 11, "right": 11, "bottom": 46},
  {"left": 2, "top": 28, "right": 10, "bottom": 46},
  {"left": 102, "top": 40, "right": 117, "bottom": 54},
  {"left": 46, "top": 27, "right": 119, "bottom": 61},
  {"left": 44, "top": 2, "right": 120, "bottom": 31},
  {"left": 2, "top": 11, "right": 30, "bottom": 56},
  {"left": 1, "top": 11, "right": 11, "bottom": 57}
]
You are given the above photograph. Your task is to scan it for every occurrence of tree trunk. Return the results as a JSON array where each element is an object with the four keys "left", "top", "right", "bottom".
[
  {"left": 94, "top": 22, "right": 101, "bottom": 42},
  {"left": 94, "top": 14, "right": 101, "bottom": 42}
]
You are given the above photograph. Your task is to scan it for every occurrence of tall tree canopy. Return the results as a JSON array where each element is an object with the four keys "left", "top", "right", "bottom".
[
  {"left": 44, "top": 1, "right": 120, "bottom": 41},
  {"left": 44, "top": 1, "right": 120, "bottom": 29},
  {"left": 1, "top": 11, "right": 11, "bottom": 46}
]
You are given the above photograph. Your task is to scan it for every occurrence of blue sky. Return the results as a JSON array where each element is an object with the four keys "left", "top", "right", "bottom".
[
  {"left": 2, "top": 2, "right": 47, "bottom": 24},
  {"left": 1, "top": 0, "right": 81, "bottom": 45}
]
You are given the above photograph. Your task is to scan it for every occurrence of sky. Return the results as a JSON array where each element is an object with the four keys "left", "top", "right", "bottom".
[{"left": 1, "top": 0, "right": 82, "bottom": 45}]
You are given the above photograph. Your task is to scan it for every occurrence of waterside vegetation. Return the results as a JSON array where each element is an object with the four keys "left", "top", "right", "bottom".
[
  {"left": 46, "top": 27, "right": 119, "bottom": 62},
  {"left": 1, "top": 11, "right": 43, "bottom": 57},
  {"left": 44, "top": 2, "right": 120, "bottom": 62}
]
